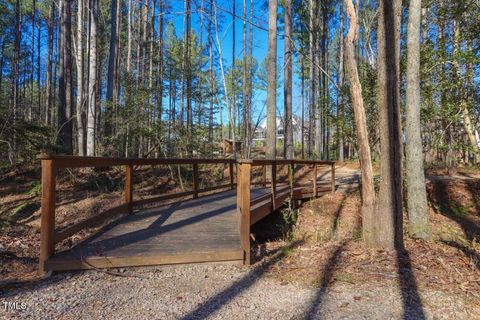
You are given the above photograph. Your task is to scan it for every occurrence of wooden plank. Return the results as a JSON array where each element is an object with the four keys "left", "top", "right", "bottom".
[
  {"left": 46, "top": 250, "right": 244, "bottom": 271},
  {"left": 125, "top": 164, "right": 134, "bottom": 213},
  {"left": 38, "top": 154, "right": 237, "bottom": 168},
  {"left": 132, "top": 190, "right": 195, "bottom": 207},
  {"left": 54, "top": 204, "right": 129, "bottom": 243},
  {"left": 39, "top": 159, "right": 57, "bottom": 274},
  {"left": 250, "top": 200, "right": 272, "bottom": 225}
]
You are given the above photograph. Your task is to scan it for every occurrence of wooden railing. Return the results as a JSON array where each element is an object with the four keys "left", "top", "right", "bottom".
[
  {"left": 236, "top": 159, "right": 335, "bottom": 265},
  {"left": 38, "top": 155, "right": 335, "bottom": 272},
  {"left": 38, "top": 154, "right": 236, "bottom": 273}
]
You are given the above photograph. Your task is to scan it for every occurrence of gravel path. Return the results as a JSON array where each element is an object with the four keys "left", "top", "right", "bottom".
[{"left": 1, "top": 262, "right": 478, "bottom": 320}]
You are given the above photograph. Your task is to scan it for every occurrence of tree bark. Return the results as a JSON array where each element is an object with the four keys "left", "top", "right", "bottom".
[
  {"left": 308, "top": 0, "right": 315, "bottom": 158},
  {"left": 76, "top": 0, "right": 85, "bottom": 156},
  {"left": 337, "top": 1, "right": 345, "bottom": 162},
  {"left": 405, "top": 0, "right": 430, "bottom": 239},
  {"left": 106, "top": 0, "right": 119, "bottom": 138},
  {"left": 283, "top": 0, "right": 293, "bottom": 160},
  {"left": 266, "top": 0, "right": 277, "bottom": 160},
  {"left": 58, "top": 0, "right": 73, "bottom": 154},
  {"left": 344, "top": 0, "right": 376, "bottom": 245},
  {"left": 375, "top": 0, "right": 404, "bottom": 250},
  {"left": 86, "top": 0, "right": 98, "bottom": 156},
  {"left": 45, "top": 1, "right": 54, "bottom": 126}
]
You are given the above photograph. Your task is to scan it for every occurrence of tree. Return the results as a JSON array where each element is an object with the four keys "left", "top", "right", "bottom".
[
  {"left": 283, "top": 0, "right": 293, "bottom": 160},
  {"left": 337, "top": 1, "right": 345, "bottom": 162},
  {"left": 343, "top": 0, "right": 376, "bottom": 245},
  {"left": 58, "top": 0, "right": 73, "bottom": 154},
  {"left": 106, "top": 0, "right": 120, "bottom": 138},
  {"left": 375, "top": 0, "right": 404, "bottom": 249},
  {"left": 405, "top": 0, "right": 430, "bottom": 239},
  {"left": 87, "top": 0, "right": 99, "bottom": 156},
  {"left": 76, "top": 0, "right": 85, "bottom": 156},
  {"left": 266, "top": 0, "right": 277, "bottom": 160}
]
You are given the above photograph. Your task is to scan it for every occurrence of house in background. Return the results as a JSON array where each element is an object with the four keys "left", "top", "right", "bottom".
[{"left": 253, "top": 116, "right": 303, "bottom": 147}]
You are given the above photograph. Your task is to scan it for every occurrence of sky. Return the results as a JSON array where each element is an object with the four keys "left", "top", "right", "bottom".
[{"left": 167, "top": 0, "right": 298, "bottom": 125}]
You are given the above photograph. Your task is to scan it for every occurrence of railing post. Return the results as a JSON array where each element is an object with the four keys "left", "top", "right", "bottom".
[
  {"left": 193, "top": 163, "right": 199, "bottom": 198},
  {"left": 271, "top": 162, "right": 277, "bottom": 209},
  {"left": 313, "top": 164, "right": 318, "bottom": 198},
  {"left": 288, "top": 162, "right": 294, "bottom": 199},
  {"left": 229, "top": 162, "right": 234, "bottom": 190},
  {"left": 262, "top": 165, "right": 267, "bottom": 187},
  {"left": 125, "top": 163, "right": 134, "bottom": 214},
  {"left": 331, "top": 163, "right": 336, "bottom": 193},
  {"left": 237, "top": 161, "right": 252, "bottom": 265},
  {"left": 39, "top": 159, "right": 57, "bottom": 275}
]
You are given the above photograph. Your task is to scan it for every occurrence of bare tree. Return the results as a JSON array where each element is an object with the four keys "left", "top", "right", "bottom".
[
  {"left": 405, "top": 0, "right": 430, "bottom": 239},
  {"left": 58, "top": 0, "right": 73, "bottom": 154},
  {"left": 344, "top": 0, "right": 376, "bottom": 244},
  {"left": 75, "top": 0, "right": 85, "bottom": 156},
  {"left": 86, "top": 0, "right": 99, "bottom": 156},
  {"left": 375, "top": 0, "right": 404, "bottom": 249},
  {"left": 106, "top": 0, "right": 120, "bottom": 138},
  {"left": 266, "top": 0, "right": 278, "bottom": 161},
  {"left": 337, "top": 1, "right": 345, "bottom": 162},
  {"left": 284, "top": 0, "right": 294, "bottom": 159}
]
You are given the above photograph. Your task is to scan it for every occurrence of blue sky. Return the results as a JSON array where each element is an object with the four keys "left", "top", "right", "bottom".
[{"left": 167, "top": 0, "right": 295, "bottom": 125}]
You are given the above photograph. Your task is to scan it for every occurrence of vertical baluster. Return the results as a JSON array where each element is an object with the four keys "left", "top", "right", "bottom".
[{"left": 125, "top": 163, "right": 134, "bottom": 213}]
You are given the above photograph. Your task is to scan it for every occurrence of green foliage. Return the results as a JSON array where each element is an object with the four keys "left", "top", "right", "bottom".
[{"left": 27, "top": 181, "right": 41, "bottom": 196}]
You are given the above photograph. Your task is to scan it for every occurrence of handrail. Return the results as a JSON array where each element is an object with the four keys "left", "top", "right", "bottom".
[
  {"left": 38, "top": 154, "right": 335, "bottom": 273},
  {"left": 236, "top": 159, "right": 335, "bottom": 265},
  {"left": 38, "top": 154, "right": 236, "bottom": 274}
]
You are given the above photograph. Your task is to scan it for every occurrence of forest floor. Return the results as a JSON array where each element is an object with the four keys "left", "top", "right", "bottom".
[{"left": 0, "top": 163, "right": 479, "bottom": 319}]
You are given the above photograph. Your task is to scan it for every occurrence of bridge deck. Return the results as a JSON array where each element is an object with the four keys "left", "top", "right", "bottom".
[{"left": 46, "top": 188, "right": 273, "bottom": 271}]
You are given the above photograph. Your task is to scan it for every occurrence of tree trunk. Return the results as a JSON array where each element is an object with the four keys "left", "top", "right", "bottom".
[
  {"left": 106, "top": 0, "right": 119, "bottom": 138},
  {"left": 242, "top": 0, "right": 250, "bottom": 158},
  {"left": 76, "top": 0, "right": 85, "bottom": 156},
  {"left": 86, "top": 0, "right": 98, "bottom": 156},
  {"left": 337, "top": 1, "right": 345, "bottom": 162},
  {"left": 58, "top": 0, "right": 73, "bottom": 154},
  {"left": 308, "top": 0, "right": 315, "bottom": 158},
  {"left": 45, "top": 1, "right": 54, "bottom": 126},
  {"left": 375, "top": 0, "right": 404, "bottom": 250},
  {"left": 127, "top": 0, "right": 132, "bottom": 73},
  {"left": 405, "top": 0, "right": 430, "bottom": 239},
  {"left": 266, "top": 0, "right": 277, "bottom": 160},
  {"left": 185, "top": 0, "right": 193, "bottom": 153},
  {"left": 284, "top": 0, "right": 294, "bottom": 160},
  {"left": 11, "top": 0, "right": 21, "bottom": 161},
  {"left": 208, "top": 1, "right": 214, "bottom": 145},
  {"left": 344, "top": 0, "right": 376, "bottom": 245}
]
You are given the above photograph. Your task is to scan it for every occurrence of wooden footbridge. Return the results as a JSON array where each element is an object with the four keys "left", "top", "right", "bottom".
[{"left": 38, "top": 155, "right": 335, "bottom": 273}]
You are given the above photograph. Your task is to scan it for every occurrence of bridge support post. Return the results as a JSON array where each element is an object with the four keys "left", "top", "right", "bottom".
[
  {"left": 39, "top": 159, "right": 57, "bottom": 275},
  {"left": 125, "top": 164, "right": 134, "bottom": 213},
  {"left": 229, "top": 162, "right": 234, "bottom": 190},
  {"left": 193, "top": 163, "right": 199, "bottom": 198},
  {"left": 313, "top": 164, "right": 318, "bottom": 198},
  {"left": 271, "top": 163, "right": 277, "bottom": 209},
  {"left": 237, "top": 161, "right": 252, "bottom": 265}
]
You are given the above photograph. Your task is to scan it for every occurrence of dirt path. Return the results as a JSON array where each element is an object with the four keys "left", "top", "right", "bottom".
[{"left": 1, "top": 262, "right": 477, "bottom": 320}]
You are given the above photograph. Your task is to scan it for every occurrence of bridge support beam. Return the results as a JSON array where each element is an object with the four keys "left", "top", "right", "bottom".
[
  {"left": 39, "top": 159, "right": 57, "bottom": 275},
  {"left": 237, "top": 161, "right": 252, "bottom": 265}
]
